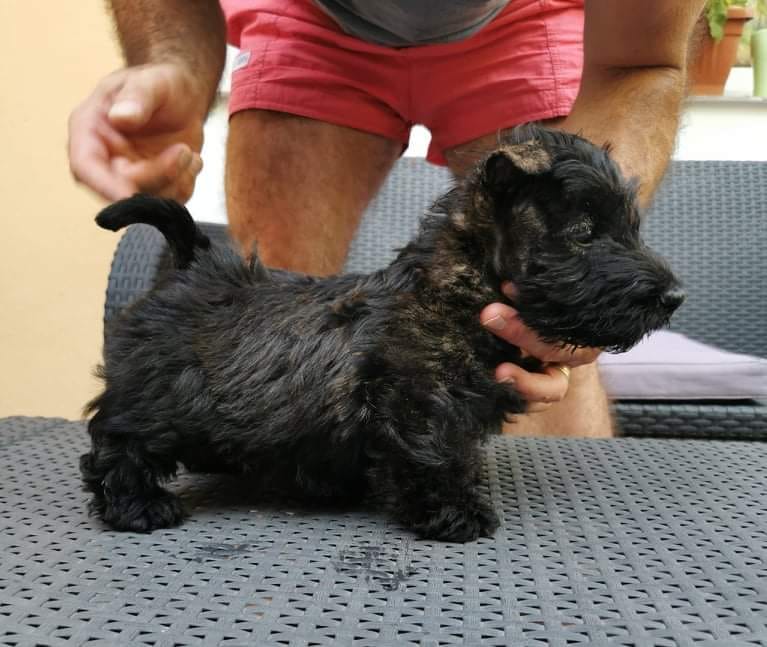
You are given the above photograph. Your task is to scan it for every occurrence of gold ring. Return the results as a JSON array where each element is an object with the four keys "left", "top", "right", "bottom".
[{"left": 555, "top": 365, "right": 571, "bottom": 380}]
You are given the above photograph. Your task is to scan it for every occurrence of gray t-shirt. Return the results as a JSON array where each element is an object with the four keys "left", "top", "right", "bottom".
[{"left": 312, "top": 1, "right": 511, "bottom": 47}]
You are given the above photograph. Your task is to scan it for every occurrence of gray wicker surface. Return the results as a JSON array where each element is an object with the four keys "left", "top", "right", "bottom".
[
  {"left": 642, "top": 162, "right": 766, "bottom": 359},
  {"left": 614, "top": 401, "right": 767, "bottom": 440},
  {"left": 2, "top": 416, "right": 767, "bottom": 646},
  {"left": 342, "top": 160, "right": 449, "bottom": 274},
  {"left": 103, "top": 224, "right": 168, "bottom": 322}
]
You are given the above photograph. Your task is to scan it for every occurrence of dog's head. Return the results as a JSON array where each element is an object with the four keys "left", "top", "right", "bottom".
[{"left": 468, "top": 124, "right": 684, "bottom": 352}]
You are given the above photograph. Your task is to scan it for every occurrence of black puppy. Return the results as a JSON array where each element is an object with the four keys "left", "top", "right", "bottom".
[{"left": 81, "top": 125, "right": 684, "bottom": 542}]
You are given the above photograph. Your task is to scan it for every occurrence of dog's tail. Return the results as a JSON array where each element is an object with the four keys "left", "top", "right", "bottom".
[{"left": 96, "top": 194, "right": 211, "bottom": 269}]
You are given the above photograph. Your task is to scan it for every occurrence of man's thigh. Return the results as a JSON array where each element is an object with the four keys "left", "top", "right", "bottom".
[
  {"left": 415, "top": 0, "right": 583, "bottom": 166},
  {"left": 222, "top": 0, "right": 409, "bottom": 274},
  {"left": 226, "top": 110, "right": 401, "bottom": 275}
]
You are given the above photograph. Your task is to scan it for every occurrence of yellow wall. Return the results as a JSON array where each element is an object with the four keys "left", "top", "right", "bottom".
[{"left": 0, "top": 3, "right": 122, "bottom": 418}]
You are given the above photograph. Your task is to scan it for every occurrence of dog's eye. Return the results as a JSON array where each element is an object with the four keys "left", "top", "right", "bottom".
[{"left": 566, "top": 219, "right": 593, "bottom": 244}]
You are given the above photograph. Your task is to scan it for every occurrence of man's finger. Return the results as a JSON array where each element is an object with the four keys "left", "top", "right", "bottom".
[
  {"left": 113, "top": 147, "right": 203, "bottom": 202},
  {"left": 94, "top": 120, "right": 134, "bottom": 156},
  {"left": 167, "top": 162, "right": 202, "bottom": 202},
  {"left": 68, "top": 96, "right": 138, "bottom": 201},
  {"left": 173, "top": 155, "right": 203, "bottom": 201},
  {"left": 481, "top": 304, "right": 551, "bottom": 357},
  {"left": 481, "top": 303, "right": 600, "bottom": 366},
  {"left": 496, "top": 362, "right": 570, "bottom": 404},
  {"left": 69, "top": 137, "right": 137, "bottom": 201},
  {"left": 107, "top": 68, "right": 169, "bottom": 132},
  {"left": 72, "top": 161, "right": 137, "bottom": 202},
  {"left": 72, "top": 162, "right": 137, "bottom": 201},
  {"left": 501, "top": 281, "right": 518, "bottom": 300},
  {"left": 115, "top": 143, "right": 193, "bottom": 194}
]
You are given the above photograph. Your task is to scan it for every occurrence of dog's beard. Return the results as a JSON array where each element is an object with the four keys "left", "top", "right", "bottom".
[{"left": 512, "top": 244, "right": 679, "bottom": 353}]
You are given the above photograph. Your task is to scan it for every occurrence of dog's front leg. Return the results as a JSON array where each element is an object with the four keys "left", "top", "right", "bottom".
[{"left": 375, "top": 418, "right": 499, "bottom": 542}]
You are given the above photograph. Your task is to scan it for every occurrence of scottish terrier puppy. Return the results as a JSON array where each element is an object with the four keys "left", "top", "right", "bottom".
[{"left": 81, "top": 125, "right": 684, "bottom": 542}]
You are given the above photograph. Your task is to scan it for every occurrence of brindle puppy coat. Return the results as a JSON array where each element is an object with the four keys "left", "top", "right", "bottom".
[{"left": 80, "top": 125, "right": 684, "bottom": 542}]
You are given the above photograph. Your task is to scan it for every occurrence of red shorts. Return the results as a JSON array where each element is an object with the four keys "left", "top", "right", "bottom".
[{"left": 222, "top": 0, "right": 583, "bottom": 165}]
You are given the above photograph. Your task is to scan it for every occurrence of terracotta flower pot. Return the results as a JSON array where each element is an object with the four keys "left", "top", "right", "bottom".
[{"left": 691, "top": 6, "right": 754, "bottom": 95}]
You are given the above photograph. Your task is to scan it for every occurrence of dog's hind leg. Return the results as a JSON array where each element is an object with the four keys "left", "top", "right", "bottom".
[
  {"left": 80, "top": 411, "right": 186, "bottom": 532},
  {"left": 373, "top": 418, "right": 499, "bottom": 543}
]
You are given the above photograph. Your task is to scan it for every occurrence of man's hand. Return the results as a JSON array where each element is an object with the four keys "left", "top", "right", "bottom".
[
  {"left": 481, "top": 283, "right": 601, "bottom": 412},
  {"left": 68, "top": 63, "right": 206, "bottom": 202}
]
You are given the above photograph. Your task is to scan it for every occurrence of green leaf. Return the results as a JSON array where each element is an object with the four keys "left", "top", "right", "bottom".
[{"left": 706, "top": 0, "right": 751, "bottom": 40}]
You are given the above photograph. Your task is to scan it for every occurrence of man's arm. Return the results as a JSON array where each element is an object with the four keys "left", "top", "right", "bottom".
[
  {"left": 559, "top": 0, "right": 706, "bottom": 204},
  {"left": 108, "top": 0, "right": 226, "bottom": 112},
  {"left": 68, "top": 1, "right": 226, "bottom": 201}
]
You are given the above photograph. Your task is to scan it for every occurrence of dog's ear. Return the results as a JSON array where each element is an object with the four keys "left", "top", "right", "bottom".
[{"left": 483, "top": 141, "right": 552, "bottom": 192}]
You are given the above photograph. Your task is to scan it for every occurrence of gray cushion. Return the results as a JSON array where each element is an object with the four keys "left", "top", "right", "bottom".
[{"left": 599, "top": 330, "right": 767, "bottom": 400}]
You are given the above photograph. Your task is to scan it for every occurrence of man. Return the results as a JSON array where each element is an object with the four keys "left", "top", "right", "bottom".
[{"left": 68, "top": 1, "right": 705, "bottom": 438}]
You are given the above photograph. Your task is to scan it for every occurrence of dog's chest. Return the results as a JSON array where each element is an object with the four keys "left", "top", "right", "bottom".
[{"left": 378, "top": 294, "right": 507, "bottom": 392}]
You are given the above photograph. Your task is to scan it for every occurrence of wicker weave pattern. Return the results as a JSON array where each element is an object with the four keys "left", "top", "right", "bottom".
[
  {"left": 641, "top": 162, "right": 766, "bottom": 358},
  {"left": 343, "top": 161, "right": 450, "bottom": 274},
  {"left": 1, "top": 417, "right": 767, "bottom": 646},
  {"left": 614, "top": 401, "right": 767, "bottom": 439},
  {"left": 103, "top": 224, "right": 167, "bottom": 322}
]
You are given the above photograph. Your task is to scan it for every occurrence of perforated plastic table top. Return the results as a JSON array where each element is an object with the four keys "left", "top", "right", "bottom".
[{"left": 1, "top": 416, "right": 766, "bottom": 646}]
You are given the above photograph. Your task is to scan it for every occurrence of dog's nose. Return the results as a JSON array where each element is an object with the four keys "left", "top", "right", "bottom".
[{"left": 660, "top": 286, "right": 686, "bottom": 311}]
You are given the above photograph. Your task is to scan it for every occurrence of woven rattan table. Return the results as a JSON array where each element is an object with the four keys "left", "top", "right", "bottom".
[{"left": 1, "top": 416, "right": 766, "bottom": 646}]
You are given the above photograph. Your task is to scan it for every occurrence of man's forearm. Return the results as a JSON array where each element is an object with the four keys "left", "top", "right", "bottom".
[
  {"left": 108, "top": 0, "right": 227, "bottom": 110},
  {"left": 559, "top": 1, "right": 706, "bottom": 206},
  {"left": 560, "top": 66, "right": 687, "bottom": 205}
]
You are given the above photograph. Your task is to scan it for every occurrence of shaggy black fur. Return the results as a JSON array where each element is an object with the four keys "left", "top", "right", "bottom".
[{"left": 80, "top": 124, "right": 684, "bottom": 542}]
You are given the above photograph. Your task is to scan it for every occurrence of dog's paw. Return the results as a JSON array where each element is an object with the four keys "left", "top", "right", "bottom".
[
  {"left": 101, "top": 489, "right": 186, "bottom": 533},
  {"left": 411, "top": 497, "right": 500, "bottom": 543}
]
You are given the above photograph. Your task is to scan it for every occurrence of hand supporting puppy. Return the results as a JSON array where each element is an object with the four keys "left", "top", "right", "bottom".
[{"left": 481, "top": 282, "right": 601, "bottom": 413}]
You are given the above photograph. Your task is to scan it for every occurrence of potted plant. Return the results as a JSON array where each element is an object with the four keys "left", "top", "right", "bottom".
[
  {"left": 752, "top": 0, "right": 767, "bottom": 96},
  {"left": 691, "top": 0, "right": 755, "bottom": 95}
]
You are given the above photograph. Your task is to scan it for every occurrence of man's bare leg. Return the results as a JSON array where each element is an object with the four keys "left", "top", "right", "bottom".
[
  {"left": 502, "top": 365, "right": 613, "bottom": 438},
  {"left": 444, "top": 129, "right": 614, "bottom": 439},
  {"left": 226, "top": 110, "right": 402, "bottom": 275}
]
